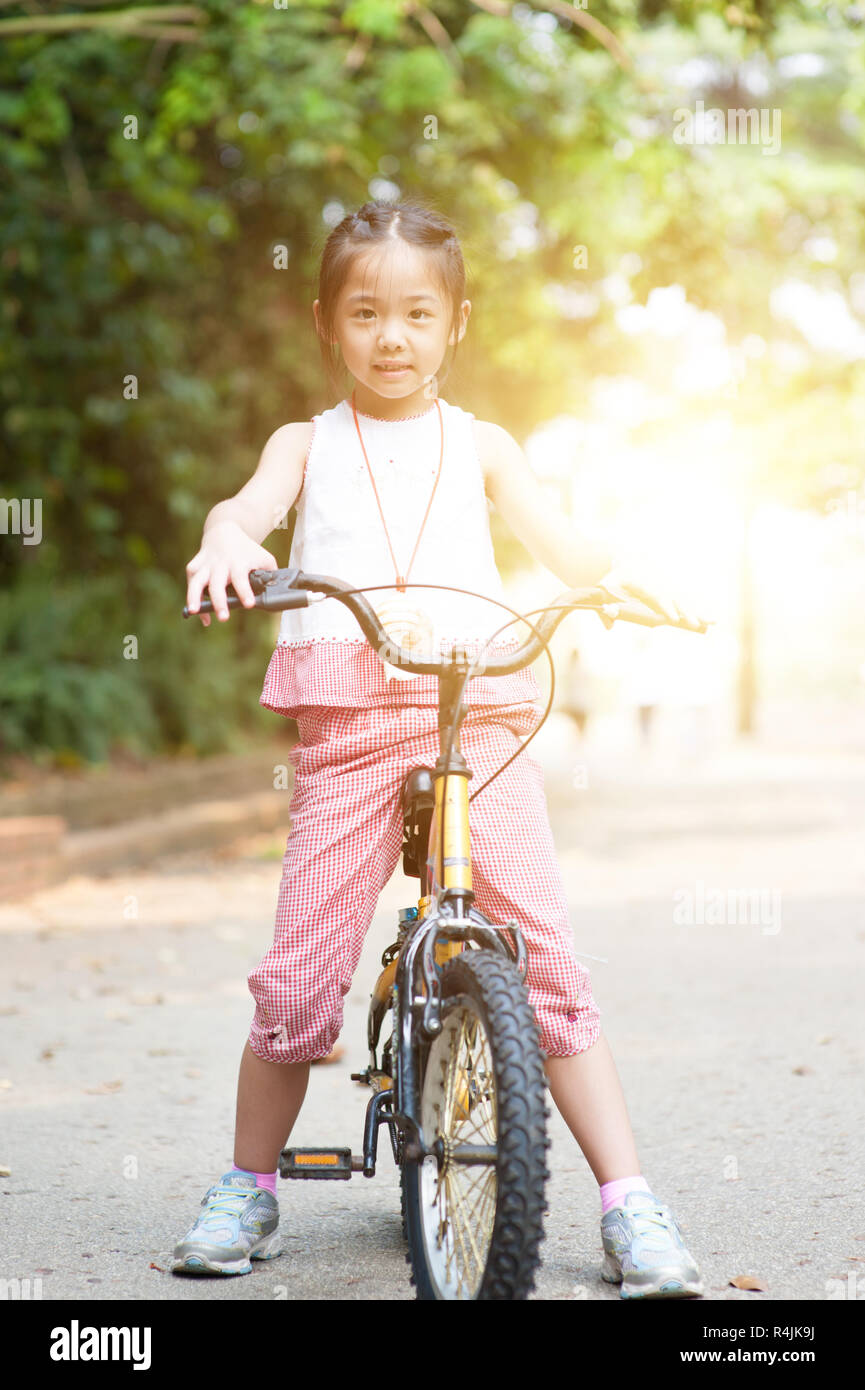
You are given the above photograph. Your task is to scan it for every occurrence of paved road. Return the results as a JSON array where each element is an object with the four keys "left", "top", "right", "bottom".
[{"left": 2, "top": 716, "right": 864, "bottom": 1301}]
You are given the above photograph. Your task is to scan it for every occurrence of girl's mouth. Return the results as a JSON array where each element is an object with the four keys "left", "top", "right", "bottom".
[{"left": 374, "top": 364, "right": 411, "bottom": 376}]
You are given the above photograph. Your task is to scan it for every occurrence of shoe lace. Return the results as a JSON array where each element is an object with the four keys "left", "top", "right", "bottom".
[
  {"left": 628, "top": 1204, "right": 677, "bottom": 1242},
  {"left": 201, "top": 1183, "right": 257, "bottom": 1222}
]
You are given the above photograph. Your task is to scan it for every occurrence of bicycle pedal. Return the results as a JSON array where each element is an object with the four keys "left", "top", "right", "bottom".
[{"left": 278, "top": 1147, "right": 360, "bottom": 1180}]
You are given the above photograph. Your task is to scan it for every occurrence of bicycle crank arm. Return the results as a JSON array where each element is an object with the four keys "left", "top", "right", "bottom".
[{"left": 361, "top": 1088, "right": 398, "bottom": 1177}]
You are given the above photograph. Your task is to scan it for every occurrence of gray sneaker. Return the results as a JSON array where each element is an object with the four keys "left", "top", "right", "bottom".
[
  {"left": 172, "top": 1171, "right": 282, "bottom": 1276},
  {"left": 601, "top": 1190, "right": 704, "bottom": 1299}
]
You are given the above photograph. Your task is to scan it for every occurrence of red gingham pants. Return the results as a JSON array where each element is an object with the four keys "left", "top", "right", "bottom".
[{"left": 247, "top": 703, "right": 601, "bottom": 1062}]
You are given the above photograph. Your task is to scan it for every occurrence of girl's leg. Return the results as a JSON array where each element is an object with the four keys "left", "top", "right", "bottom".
[
  {"left": 544, "top": 1039, "right": 641, "bottom": 1184},
  {"left": 233, "top": 1043, "right": 310, "bottom": 1175}
]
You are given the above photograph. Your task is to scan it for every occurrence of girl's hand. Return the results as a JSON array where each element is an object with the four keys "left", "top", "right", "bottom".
[
  {"left": 598, "top": 568, "right": 707, "bottom": 630},
  {"left": 185, "top": 521, "right": 278, "bottom": 626}
]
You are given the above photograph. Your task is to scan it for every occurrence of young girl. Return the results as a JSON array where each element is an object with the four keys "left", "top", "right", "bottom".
[{"left": 177, "top": 200, "right": 704, "bottom": 1299}]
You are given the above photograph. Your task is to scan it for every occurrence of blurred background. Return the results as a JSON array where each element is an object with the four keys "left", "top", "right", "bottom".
[{"left": 1, "top": 0, "right": 864, "bottom": 855}]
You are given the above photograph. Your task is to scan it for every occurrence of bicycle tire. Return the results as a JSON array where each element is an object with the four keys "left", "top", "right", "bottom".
[{"left": 400, "top": 949, "right": 549, "bottom": 1300}]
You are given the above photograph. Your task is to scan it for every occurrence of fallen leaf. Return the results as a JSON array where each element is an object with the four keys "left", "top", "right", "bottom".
[
  {"left": 0, "top": 1165, "right": 10, "bottom": 1177},
  {"left": 83, "top": 1080, "right": 124, "bottom": 1095},
  {"left": 792, "top": 1066, "right": 814, "bottom": 1076},
  {"left": 131, "top": 992, "right": 165, "bottom": 1006},
  {"left": 149, "top": 1262, "right": 166, "bottom": 1272},
  {"left": 729, "top": 1274, "right": 768, "bottom": 1291},
  {"left": 0, "top": 1007, "right": 20, "bottom": 1018},
  {"left": 39, "top": 1048, "right": 55, "bottom": 1062},
  {"left": 184, "top": 1068, "right": 202, "bottom": 1079}
]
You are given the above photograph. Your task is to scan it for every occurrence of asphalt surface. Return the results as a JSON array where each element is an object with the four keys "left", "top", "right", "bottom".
[{"left": 2, "top": 714, "right": 864, "bottom": 1302}]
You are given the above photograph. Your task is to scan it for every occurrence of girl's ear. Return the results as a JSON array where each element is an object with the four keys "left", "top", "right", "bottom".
[{"left": 450, "top": 298, "right": 471, "bottom": 345}]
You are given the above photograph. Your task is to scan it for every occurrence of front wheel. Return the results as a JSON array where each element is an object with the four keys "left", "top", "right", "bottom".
[{"left": 401, "top": 949, "right": 549, "bottom": 1299}]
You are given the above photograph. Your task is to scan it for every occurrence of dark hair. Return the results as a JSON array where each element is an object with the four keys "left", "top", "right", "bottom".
[{"left": 315, "top": 200, "right": 467, "bottom": 394}]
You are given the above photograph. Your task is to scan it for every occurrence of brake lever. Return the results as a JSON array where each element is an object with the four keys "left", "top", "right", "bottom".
[{"left": 248, "top": 566, "right": 301, "bottom": 593}]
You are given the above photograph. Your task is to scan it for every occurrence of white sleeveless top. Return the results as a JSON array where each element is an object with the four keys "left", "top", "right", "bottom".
[{"left": 259, "top": 397, "right": 541, "bottom": 717}]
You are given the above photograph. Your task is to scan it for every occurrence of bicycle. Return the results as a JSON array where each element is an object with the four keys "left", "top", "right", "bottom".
[{"left": 183, "top": 567, "right": 709, "bottom": 1300}]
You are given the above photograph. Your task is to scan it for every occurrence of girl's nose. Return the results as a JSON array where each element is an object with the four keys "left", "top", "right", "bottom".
[{"left": 377, "top": 320, "right": 407, "bottom": 350}]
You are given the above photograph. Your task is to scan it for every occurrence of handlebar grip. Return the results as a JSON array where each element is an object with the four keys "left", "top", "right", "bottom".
[
  {"left": 600, "top": 601, "right": 711, "bottom": 633},
  {"left": 182, "top": 593, "right": 245, "bottom": 618},
  {"left": 184, "top": 583, "right": 312, "bottom": 617}
]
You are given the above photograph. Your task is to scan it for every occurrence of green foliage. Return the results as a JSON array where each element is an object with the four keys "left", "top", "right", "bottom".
[
  {"left": 0, "top": 560, "right": 280, "bottom": 771},
  {"left": 343, "top": 0, "right": 409, "bottom": 40}
]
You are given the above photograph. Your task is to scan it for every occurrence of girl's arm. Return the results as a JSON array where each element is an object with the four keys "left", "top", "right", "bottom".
[
  {"left": 475, "top": 421, "right": 613, "bottom": 588},
  {"left": 204, "top": 421, "right": 313, "bottom": 544},
  {"left": 186, "top": 421, "right": 313, "bottom": 625}
]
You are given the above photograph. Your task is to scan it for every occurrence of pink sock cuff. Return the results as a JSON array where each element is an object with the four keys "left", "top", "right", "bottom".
[
  {"left": 599, "top": 1174, "right": 651, "bottom": 1213},
  {"left": 232, "top": 1164, "right": 279, "bottom": 1197}
]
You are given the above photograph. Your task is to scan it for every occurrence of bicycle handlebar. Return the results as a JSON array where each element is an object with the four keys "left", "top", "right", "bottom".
[{"left": 182, "top": 567, "right": 710, "bottom": 676}]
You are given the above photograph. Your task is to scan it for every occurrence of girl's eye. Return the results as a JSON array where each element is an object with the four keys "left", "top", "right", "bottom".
[{"left": 353, "top": 308, "right": 432, "bottom": 320}]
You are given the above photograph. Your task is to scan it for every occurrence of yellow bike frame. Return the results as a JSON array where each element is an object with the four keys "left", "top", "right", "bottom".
[{"left": 424, "top": 769, "right": 471, "bottom": 966}]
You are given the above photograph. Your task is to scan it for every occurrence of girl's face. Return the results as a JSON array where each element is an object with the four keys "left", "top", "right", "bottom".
[{"left": 314, "top": 240, "right": 470, "bottom": 417}]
